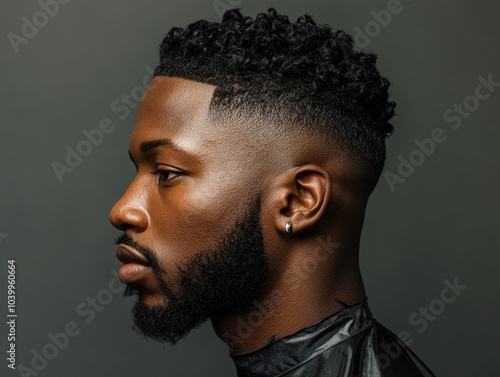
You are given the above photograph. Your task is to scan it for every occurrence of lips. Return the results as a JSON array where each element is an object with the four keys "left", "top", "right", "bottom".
[{"left": 116, "top": 244, "right": 151, "bottom": 283}]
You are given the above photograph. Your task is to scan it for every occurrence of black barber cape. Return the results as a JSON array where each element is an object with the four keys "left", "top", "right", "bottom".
[{"left": 231, "top": 300, "right": 435, "bottom": 376}]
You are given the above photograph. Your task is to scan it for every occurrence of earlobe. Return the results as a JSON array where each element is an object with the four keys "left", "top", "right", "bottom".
[{"left": 271, "top": 164, "right": 331, "bottom": 236}]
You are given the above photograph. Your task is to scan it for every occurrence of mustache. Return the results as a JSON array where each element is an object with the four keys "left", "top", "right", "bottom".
[{"left": 114, "top": 234, "right": 161, "bottom": 271}]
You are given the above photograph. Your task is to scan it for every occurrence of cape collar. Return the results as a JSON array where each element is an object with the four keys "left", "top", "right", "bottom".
[{"left": 230, "top": 299, "right": 373, "bottom": 377}]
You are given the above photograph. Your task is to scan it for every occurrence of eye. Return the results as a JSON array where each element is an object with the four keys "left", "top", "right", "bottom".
[{"left": 152, "top": 169, "right": 183, "bottom": 184}]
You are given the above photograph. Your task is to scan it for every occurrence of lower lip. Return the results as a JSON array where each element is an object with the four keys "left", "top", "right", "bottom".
[{"left": 118, "top": 263, "right": 151, "bottom": 283}]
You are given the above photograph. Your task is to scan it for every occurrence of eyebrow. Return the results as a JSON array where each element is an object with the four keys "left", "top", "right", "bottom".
[
  {"left": 127, "top": 138, "right": 190, "bottom": 166},
  {"left": 139, "top": 138, "right": 187, "bottom": 154}
]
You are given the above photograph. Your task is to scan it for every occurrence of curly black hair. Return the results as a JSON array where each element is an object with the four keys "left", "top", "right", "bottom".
[{"left": 154, "top": 8, "right": 396, "bottom": 175}]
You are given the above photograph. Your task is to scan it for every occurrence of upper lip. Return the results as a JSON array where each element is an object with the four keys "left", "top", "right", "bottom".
[{"left": 116, "top": 244, "right": 150, "bottom": 266}]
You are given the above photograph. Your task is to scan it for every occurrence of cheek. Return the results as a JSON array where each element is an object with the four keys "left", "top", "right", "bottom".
[{"left": 145, "top": 176, "right": 251, "bottom": 268}]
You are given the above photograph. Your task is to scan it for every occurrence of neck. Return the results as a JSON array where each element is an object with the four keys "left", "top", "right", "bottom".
[{"left": 211, "top": 236, "right": 366, "bottom": 355}]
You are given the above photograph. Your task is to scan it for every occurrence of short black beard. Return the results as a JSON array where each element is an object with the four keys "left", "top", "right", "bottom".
[{"left": 115, "top": 194, "right": 268, "bottom": 344}]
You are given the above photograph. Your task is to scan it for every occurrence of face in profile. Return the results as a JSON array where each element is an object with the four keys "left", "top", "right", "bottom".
[{"left": 109, "top": 76, "right": 272, "bottom": 344}]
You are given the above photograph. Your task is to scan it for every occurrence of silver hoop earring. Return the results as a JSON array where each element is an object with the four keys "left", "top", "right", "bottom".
[{"left": 285, "top": 222, "right": 293, "bottom": 237}]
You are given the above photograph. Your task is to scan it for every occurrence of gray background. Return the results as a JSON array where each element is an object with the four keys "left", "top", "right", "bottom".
[{"left": 1, "top": 0, "right": 498, "bottom": 376}]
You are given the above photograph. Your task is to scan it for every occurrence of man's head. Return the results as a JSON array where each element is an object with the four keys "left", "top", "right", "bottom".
[{"left": 110, "top": 8, "right": 395, "bottom": 345}]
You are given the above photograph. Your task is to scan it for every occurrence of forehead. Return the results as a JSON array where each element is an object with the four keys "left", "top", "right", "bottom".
[{"left": 131, "top": 76, "right": 217, "bottom": 150}]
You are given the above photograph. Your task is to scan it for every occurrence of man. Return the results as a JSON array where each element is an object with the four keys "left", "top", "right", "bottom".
[{"left": 110, "top": 7, "right": 435, "bottom": 376}]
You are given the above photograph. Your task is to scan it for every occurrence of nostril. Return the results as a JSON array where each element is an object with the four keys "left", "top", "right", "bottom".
[{"left": 119, "top": 222, "right": 133, "bottom": 231}]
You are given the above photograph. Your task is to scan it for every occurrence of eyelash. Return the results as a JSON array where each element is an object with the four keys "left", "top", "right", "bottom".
[{"left": 152, "top": 169, "right": 183, "bottom": 184}]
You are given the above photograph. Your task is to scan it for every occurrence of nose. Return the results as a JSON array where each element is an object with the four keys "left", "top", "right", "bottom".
[{"left": 109, "top": 182, "right": 149, "bottom": 233}]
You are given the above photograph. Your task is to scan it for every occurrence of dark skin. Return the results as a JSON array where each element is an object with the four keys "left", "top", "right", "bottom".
[{"left": 110, "top": 76, "right": 369, "bottom": 354}]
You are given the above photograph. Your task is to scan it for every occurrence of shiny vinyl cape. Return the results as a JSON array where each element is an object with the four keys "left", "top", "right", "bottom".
[{"left": 231, "top": 300, "right": 435, "bottom": 377}]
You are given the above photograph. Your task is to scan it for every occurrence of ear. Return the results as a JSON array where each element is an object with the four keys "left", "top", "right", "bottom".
[{"left": 269, "top": 164, "right": 331, "bottom": 236}]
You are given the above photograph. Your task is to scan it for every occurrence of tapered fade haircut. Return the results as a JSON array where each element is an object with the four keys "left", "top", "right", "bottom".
[{"left": 153, "top": 8, "right": 396, "bottom": 177}]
